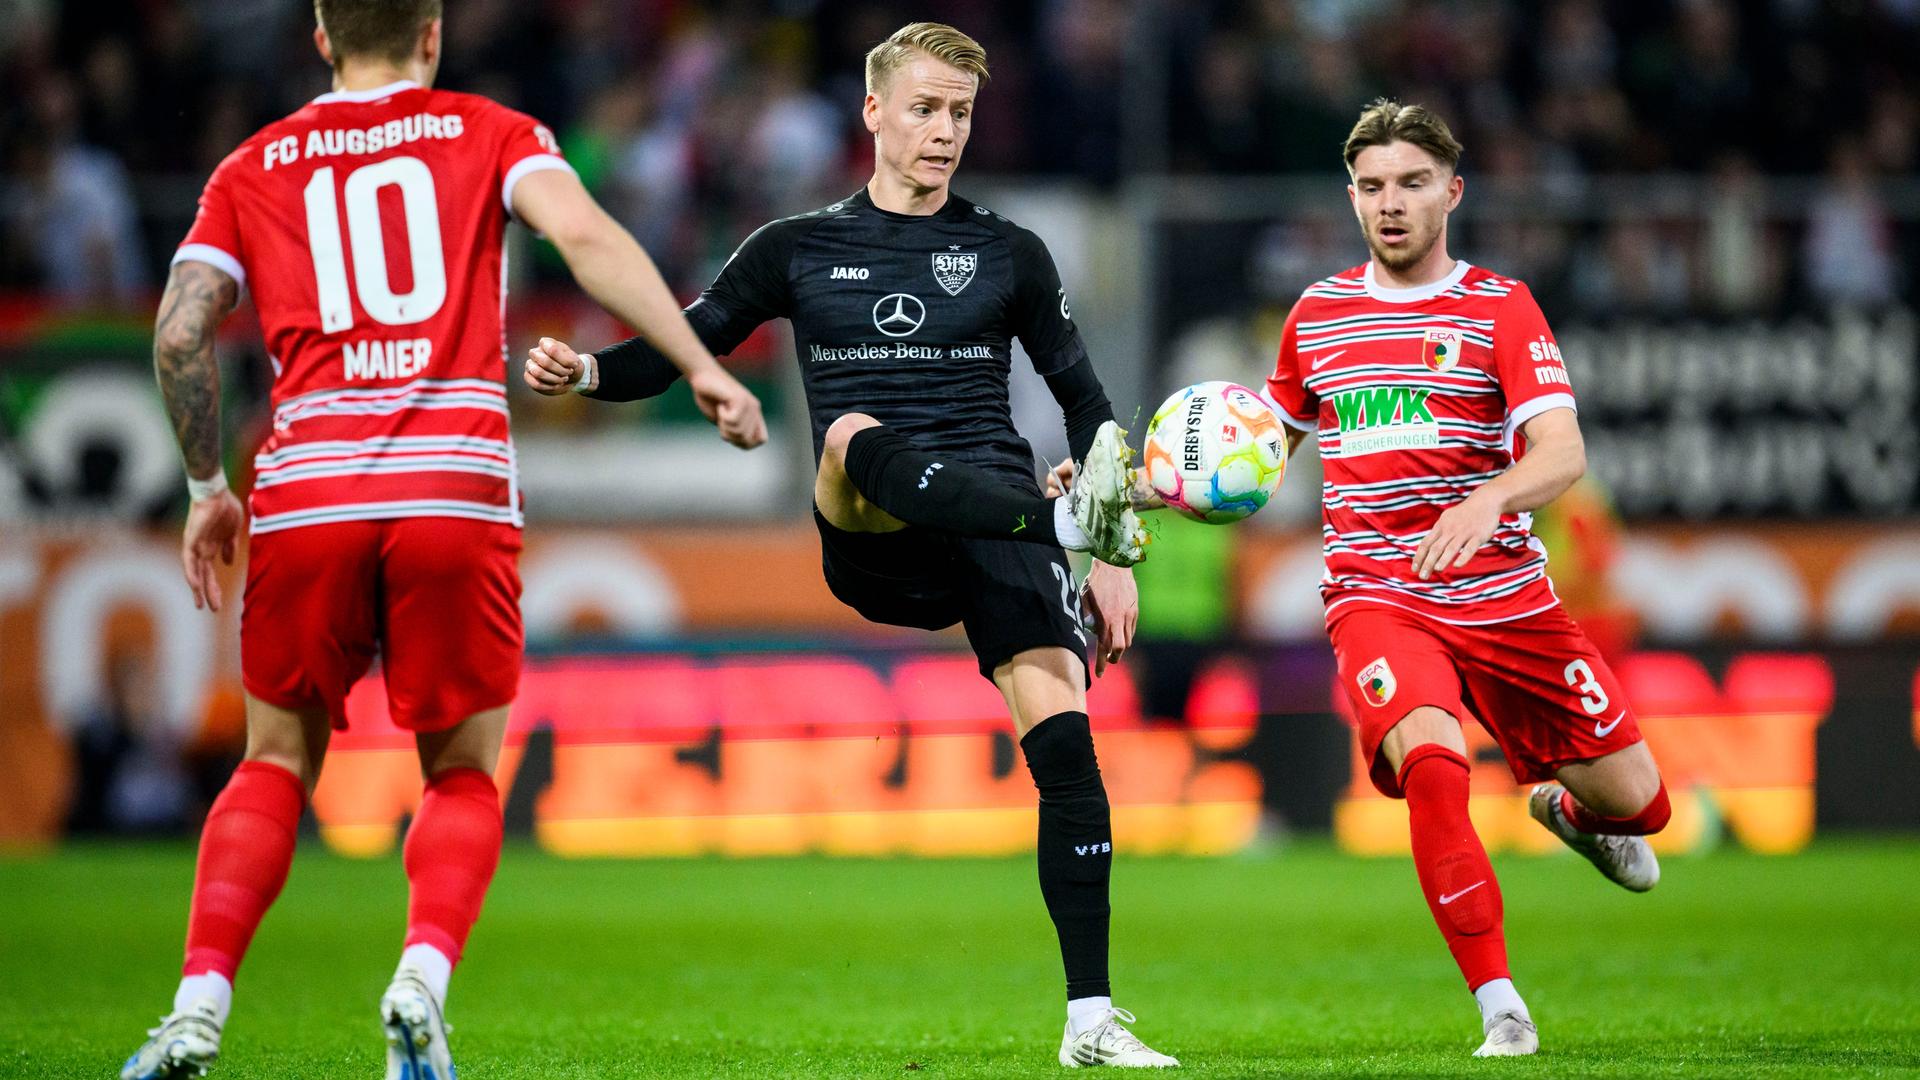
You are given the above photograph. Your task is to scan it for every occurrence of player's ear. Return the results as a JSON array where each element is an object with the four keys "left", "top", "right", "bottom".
[
  {"left": 420, "top": 17, "right": 442, "bottom": 74},
  {"left": 863, "top": 92, "right": 882, "bottom": 136},
  {"left": 1446, "top": 171, "right": 1464, "bottom": 211},
  {"left": 313, "top": 25, "right": 334, "bottom": 68}
]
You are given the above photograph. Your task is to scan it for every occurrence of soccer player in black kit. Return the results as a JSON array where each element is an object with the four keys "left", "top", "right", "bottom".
[{"left": 524, "top": 21, "right": 1176, "bottom": 1070}]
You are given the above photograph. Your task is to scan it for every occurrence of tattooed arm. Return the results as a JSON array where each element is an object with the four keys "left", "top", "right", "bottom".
[
  {"left": 154, "top": 258, "right": 245, "bottom": 611},
  {"left": 154, "top": 259, "right": 240, "bottom": 480}
]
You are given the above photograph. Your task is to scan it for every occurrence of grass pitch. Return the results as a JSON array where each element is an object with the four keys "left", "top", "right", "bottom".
[{"left": 2, "top": 839, "right": 1916, "bottom": 1078}]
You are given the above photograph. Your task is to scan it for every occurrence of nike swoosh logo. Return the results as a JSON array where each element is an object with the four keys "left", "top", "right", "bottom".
[
  {"left": 1595, "top": 710, "right": 1626, "bottom": 737},
  {"left": 1309, "top": 349, "right": 1346, "bottom": 370},
  {"left": 1438, "top": 880, "right": 1485, "bottom": 905}
]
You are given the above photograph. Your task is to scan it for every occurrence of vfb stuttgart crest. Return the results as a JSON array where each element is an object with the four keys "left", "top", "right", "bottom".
[{"left": 932, "top": 251, "right": 976, "bottom": 296}]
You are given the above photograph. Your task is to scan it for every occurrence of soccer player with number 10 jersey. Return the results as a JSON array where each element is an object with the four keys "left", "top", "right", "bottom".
[
  {"left": 122, "top": 2, "right": 764, "bottom": 1078},
  {"left": 1261, "top": 101, "right": 1674, "bottom": 1057}
]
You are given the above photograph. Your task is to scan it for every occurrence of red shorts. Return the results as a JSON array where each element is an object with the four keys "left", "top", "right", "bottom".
[
  {"left": 241, "top": 518, "right": 523, "bottom": 732},
  {"left": 1328, "top": 602, "right": 1641, "bottom": 798}
]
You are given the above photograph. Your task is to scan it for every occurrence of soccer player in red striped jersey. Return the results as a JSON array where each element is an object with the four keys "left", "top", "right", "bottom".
[
  {"left": 122, "top": 3, "right": 764, "bottom": 1078},
  {"left": 1266, "top": 101, "right": 1672, "bottom": 1056}
]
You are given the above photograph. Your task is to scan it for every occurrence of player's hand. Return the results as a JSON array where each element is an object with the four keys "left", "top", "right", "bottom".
[
  {"left": 1081, "top": 560, "right": 1138, "bottom": 677},
  {"left": 524, "top": 337, "right": 584, "bottom": 395},
  {"left": 1045, "top": 459, "right": 1076, "bottom": 497},
  {"left": 1130, "top": 471, "right": 1165, "bottom": 511},
  {"left": 1412, "top": 489, "right": 1502, "bottom": 580},
  {"left": 180, "top": 488, "right": 245, "bottom": 612},
  {"left": 689, "top": 367, "right": 768, "bottom": 450}
]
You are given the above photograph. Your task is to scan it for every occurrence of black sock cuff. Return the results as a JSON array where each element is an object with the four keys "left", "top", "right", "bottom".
[
  {"left": 1021, "top": 711, "right": 1097, "bottom": 783},
  {"left": 841, "top": 424, "right": 911, "bottom": 500}
]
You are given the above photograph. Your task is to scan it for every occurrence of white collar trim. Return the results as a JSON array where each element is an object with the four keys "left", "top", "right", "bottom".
[
  {"left": 1363, "top": 259, "right": 1471, "bottom": 303},
  {"left": 313, "top": 80, "right": 420, "bottom": 105}
]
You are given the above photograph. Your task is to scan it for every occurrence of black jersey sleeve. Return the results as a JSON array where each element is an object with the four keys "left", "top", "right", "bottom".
[
  {"left": 583, "top": 335, "right": 681, "bottom": 401},
  {"left": 1008, "top": 228, "right": 1090, "bottom": 377},
  {"left": 1042, "top": 357, "right": 1115, "bottom": 463},
  {"left": 585, "top": 219, "right": 798, "bottom": 402},
  {"left": 684, "top": 219, "right": 796, "bottom": 352}
]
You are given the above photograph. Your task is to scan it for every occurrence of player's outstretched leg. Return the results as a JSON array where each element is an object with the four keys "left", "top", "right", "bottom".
[
  {"left": 999, "top": 650, "right": 1177, "bottom": 1068},
  {"left": 1387, "top": 713, "right": 1537, "bottom": 1058},
  {"left": 825, "top": 413, "right": 1146, "bottom": 566},
  {"left": 123, "top": 699, "right": 325, "bottom": 1080},
  {"left": 381, "top": 706, "right": 508, "bottom": 1080},
  {"left": 1529, "top": 742, "right": 1669, "bottom": 892}
]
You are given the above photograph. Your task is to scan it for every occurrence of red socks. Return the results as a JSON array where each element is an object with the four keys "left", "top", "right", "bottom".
[
  {"left": 1399, "top": 744, "right": 1509, "bottom": 990},
  {"left": 403, "top": 767, "right": 503, "bottom": 965},
  {"left": 183, "top": 760, "right": 306, "bottom": 979},
  {"left": 1560, "top": 782, "right": 1671, "bottom": 836},
  {"left": 179, "top": 761, "right": 502, "bottom": 982}
]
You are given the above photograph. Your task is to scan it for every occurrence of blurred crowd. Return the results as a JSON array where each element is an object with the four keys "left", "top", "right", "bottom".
[
  {"left": 1179, "top": 0, "right": 1918, "bottom": 314},
  {"left": 0, "top": 0, "right": 1915, "bottom": 309}
]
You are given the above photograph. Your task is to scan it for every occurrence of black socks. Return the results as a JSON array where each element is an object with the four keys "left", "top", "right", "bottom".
[
  {"left": 841, "top": 425, "right": 1058, "bottom": 544},
  {"left": 1021, "top": 711, "right": 1113, "bottom": 1001}
]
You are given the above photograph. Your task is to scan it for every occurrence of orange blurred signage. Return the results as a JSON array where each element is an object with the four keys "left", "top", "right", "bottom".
[{"left": 312, "top": 655, "right": 1263, "bottom": 858}]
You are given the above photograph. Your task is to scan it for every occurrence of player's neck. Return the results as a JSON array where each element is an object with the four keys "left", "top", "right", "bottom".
[
  {"left": 1371, "top": 247, "right": 1457, "bottom": 291},
  {"left": 866, "top": 174, "right": 950, "bottom": 216},
  {"left": 332, "top": 61, "right": 426, "bottom": 93}
]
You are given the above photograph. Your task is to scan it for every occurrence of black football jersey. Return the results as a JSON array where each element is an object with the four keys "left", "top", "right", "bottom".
[{"left": 682, "top": 188, "right": 1089, "bottom": 485}]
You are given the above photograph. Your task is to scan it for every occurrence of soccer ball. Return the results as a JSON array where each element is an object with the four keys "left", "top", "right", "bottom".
[{"left": 1142, "top": 381, "right": 1289, "bottom": 524}]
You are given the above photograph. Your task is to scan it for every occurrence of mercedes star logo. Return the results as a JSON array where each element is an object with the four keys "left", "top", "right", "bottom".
[{"left": 872, "top": 293, "right": 926, "bottom": 338}]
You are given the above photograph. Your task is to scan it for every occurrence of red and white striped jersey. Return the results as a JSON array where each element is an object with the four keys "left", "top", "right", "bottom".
[
  {"left": 1267, "top": 261, "right": 1577, "bottom": 625},
  {"left": 175, "top": 80, "right": 573, "bottom": 534}
]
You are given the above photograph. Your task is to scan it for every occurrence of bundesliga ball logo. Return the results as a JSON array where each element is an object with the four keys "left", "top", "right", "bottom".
[{"left": 1142, "top": 381, "right": 1288, "bottom": 524}]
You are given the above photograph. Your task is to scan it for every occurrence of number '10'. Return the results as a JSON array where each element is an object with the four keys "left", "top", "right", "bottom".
[{"left": 303, "top": 156, "right": 447, "bottom": 332}]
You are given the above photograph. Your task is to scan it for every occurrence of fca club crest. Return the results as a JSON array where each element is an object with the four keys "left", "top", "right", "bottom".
[
  {"left": 931, "top": 251, "right": 976, "bottom": 296},
  {"left": 1422, "top": 327, "right": 1462, "bottom": 372}
]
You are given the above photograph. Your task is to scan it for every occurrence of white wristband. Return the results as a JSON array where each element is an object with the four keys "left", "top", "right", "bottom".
[
  {"left": 571, "top": 352, "right": 598, "bottom": 394},
  {"left": 186, "top": 469, "right": 229, "bottom": 501}
]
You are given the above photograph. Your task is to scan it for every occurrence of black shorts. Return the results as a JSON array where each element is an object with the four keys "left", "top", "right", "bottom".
[{"left": 813, "top": 510, "right": 1090, "bottom": 680}]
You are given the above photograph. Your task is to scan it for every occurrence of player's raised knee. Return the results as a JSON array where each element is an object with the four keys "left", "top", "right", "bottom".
[{"left": 823, "top": 412, "right": 883, "bottom": 461}]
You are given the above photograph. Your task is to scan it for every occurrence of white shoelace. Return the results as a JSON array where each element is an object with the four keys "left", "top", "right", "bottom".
[
  {"left": 1090, "top": 1008, "right": 1149, "bottom": 1051},
  {"left": 147, "top": 1011, "right": 217, "bottom": 1039},
  {"left": 1486, "top": 1011, "right": 1536, "bottom": 1042}
]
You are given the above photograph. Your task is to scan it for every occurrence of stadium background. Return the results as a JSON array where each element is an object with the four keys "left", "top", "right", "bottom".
[{"left": 2, "top": 2, "right": 1919, "bottom": 861}]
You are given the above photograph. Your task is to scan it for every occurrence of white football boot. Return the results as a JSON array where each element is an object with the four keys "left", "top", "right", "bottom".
[
  {"left": 1067, "top": 421, "right": 1148, "bottom": 567},
  {"left": 1529, "top": 782, "right": 1660, "bottom": 892},
  {"left": 1058, "top": 1007, "right": 1179, "bottom": 1068},
  {"left": 1473, "top": 1010, "right": 1539, "bottom": 1057},
  {"left": 120, "top": 999, "right": 221, "bottom": 1079},
  {"left": 380, "top": 967, "right": 456, "bottom": 1080}
]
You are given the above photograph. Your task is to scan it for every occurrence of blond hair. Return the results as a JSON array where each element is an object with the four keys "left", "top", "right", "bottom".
[
  {"left": 1343, "top": 98, "right": 1463, "bottom": 173},
  {"left": 864, "top": 22, "right": 989, "bottom": 96}
]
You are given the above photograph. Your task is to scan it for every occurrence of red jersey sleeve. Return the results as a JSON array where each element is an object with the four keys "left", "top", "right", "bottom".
[
  {"left": 1491, "top": 281, "right": 1577, "bottom": 451},
  {"left": 489, "top": 105, "right": 575, "bottom": 217},
  {"left": 173, "top": 147, "right": 250, "bottom": 287},
  {"left": 1264, "top": 300, "right": 1318, "bottom": 433}
]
